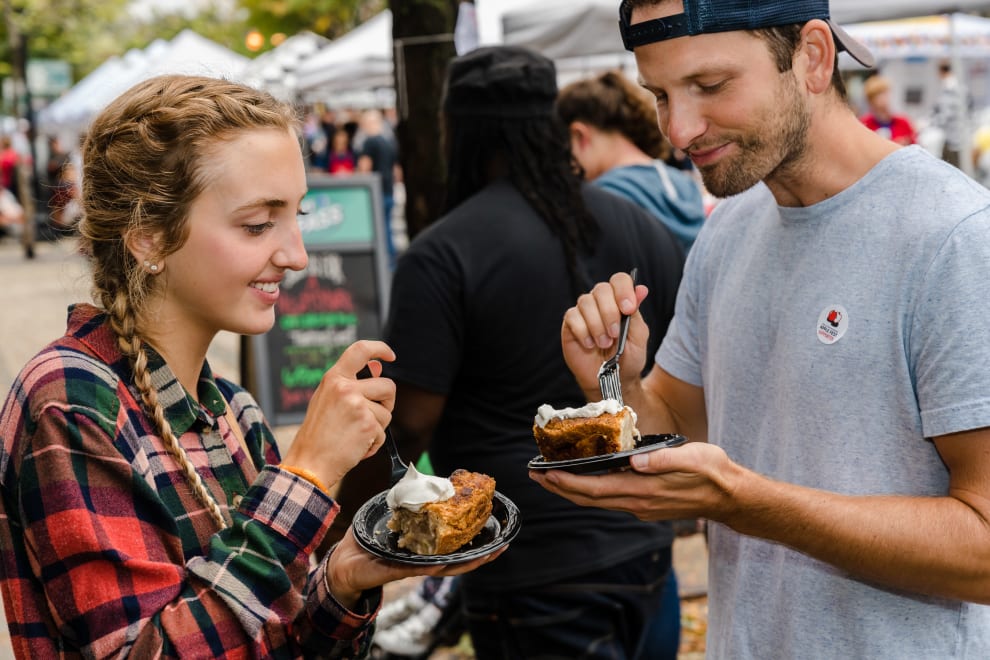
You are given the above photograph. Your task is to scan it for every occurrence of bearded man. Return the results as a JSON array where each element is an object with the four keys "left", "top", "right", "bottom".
[{"left": 533, "top": 2, "right": 990, "bottom": 658}]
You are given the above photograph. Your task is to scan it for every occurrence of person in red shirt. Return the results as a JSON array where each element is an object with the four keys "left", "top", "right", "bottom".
[
  {"left": 0, "top": 136, "right": 19, "bottom": 197},
  {"left": 327, "top": 129, "right": 355, "bottom": 175},
  {"left": 860, "top": 74, "right": 916, "bottom": 145}
]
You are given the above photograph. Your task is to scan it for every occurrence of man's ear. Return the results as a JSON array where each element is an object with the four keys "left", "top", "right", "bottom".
[{"left": 797, "top": 19, "right": 836, "bottom": 95}]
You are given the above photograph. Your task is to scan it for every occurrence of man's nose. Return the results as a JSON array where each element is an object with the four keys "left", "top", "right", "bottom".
[{"left": 662, "top": 98, "right": 706, "bottom": 152}]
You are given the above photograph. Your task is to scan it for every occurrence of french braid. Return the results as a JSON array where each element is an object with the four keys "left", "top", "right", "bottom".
[
  {"left": 106, "top": 289, "right": 228, "bottom": 529},
  {"left": 77, "top": 75, "right": 299, "bottom": 531}
]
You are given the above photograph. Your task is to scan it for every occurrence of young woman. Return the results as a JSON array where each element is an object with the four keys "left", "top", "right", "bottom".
[{"left": 0, "top": 74, "right": 497, "bottom": 658}]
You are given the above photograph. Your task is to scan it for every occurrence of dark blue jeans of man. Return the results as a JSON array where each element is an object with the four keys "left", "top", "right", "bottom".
[{"left": 462, "top": 547, "right": 671, "bottom": 660}]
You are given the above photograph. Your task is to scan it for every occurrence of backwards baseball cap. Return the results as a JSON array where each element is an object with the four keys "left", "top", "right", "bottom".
[
  {"left": 443, "top": 46, "right": 558, "bottom": 118},
  {"left": 618, "top": 0, "right": 874, "bottom": 68}
]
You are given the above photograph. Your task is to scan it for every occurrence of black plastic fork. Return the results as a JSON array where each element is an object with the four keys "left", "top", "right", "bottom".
[
  {"left": 356, "top": 364, "right": 409, "bottom": 487},
  {"left": 385, "top": 427, "right": 408, "bottom": 486}
]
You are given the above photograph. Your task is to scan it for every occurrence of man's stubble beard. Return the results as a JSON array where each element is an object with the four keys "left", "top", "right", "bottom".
[{"left": 696, "top": 71, "right": 811, "bottom": 198}]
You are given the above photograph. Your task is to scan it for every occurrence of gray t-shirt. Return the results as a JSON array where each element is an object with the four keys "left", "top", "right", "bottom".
[{"left": 657, "top": 146, "right": 990, "bottom": 658}]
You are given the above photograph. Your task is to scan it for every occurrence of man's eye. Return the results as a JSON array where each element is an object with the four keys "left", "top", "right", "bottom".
[{"left": 697, "top": 81, "right": 725, "bottom": 94}]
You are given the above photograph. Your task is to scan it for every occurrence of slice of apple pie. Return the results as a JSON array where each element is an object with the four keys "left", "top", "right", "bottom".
[
  {"left": 533, "top": 399, "right": 639, "bottom": 461},
  {"left": 387, "top": 468, "right": 496, "bottom": 555}
]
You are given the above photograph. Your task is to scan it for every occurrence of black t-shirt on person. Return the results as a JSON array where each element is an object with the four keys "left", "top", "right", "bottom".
[
  {"left": 383, "top": 179, "right": 685, "bottom": 592},
  {"left": 358, "top": 134, "right": 397, "bottom": 197}
]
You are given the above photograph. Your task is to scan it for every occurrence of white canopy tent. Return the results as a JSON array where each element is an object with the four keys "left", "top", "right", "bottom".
[
  {"left": 241, "top": 31, "right": 331, "bottom": 101},
  {"left": 38, "top": 30, "right": 249, "bottom": 134},
  {"left": 294, "top": 10, "right": 394, "bottom": 105},
  {"left": 502, "top": 0, "right": 621, "bottom": 59},
  {"left": 289, "top": 1, "right": 990, "bottom": 110},
  {"left": 498, "top": 1, "right": 990, "bottom": 62},
  {"left": 138, "top": 29, "right": 249, "bottom": 80},
  {"left": 832, "top": 1, "right": 990, "bottom": 23},
  {"left": 37, "top": 46, "right": 155, "bottom": 134},
  {"left": 500, "top": 0, "right": 635, "bottom": 84},
  {"left": 843, "top": 12, "right": 990, "bottom": 60}
]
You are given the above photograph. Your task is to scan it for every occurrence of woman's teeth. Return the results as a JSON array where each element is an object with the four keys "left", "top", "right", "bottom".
[{"left": 251, "top": 282, "right": 278, "bottom": 293}]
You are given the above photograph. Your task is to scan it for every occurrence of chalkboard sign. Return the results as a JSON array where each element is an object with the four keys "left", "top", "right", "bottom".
[{"left": 244, "top": 174, "right": 391, "bottom": 426}]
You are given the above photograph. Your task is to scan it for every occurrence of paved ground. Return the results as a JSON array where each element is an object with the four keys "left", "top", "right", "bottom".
[
  {"left": 0, "top": 234, "right": 709, "bottom": 658},
  {"left": 0, "top": 236, "right": 91, "bottom": 658},
  {"left": 0, "top": 235, "right": 242, "bottom": 391}
]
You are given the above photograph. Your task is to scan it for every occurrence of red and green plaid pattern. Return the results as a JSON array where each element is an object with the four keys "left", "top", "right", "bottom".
[{"left": 0, "top": 304, "right": 377, "bottom": 658}]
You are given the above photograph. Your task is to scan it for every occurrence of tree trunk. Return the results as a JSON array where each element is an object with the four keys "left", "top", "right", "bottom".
[
  {"left": 389, "top": 0, "right": 458, "bottom": 241},
  {"left": 4, "top": 0, "right": 36, "bottom": 258}
]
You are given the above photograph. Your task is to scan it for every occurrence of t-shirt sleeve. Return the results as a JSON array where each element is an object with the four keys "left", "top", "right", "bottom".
[
  {"left": 383, "top": 242, "right": 464, "bottom": 393},
  {"left": 913, "top": 208, "right": 990, "bottom": 437},
  {"left": 359, "top": 136, "right": 395, "bottom": 164},
  {"left": 654, "top": 211, "right": 714, "bottom": 387}
]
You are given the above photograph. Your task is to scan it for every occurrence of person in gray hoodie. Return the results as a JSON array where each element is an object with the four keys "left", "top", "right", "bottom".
[{"left": 558, "top": 70, "right": 708, "bottom": 252}]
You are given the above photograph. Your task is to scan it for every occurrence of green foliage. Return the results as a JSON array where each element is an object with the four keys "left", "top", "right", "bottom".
[
  {"left": 0, "top": 0, "right": 388, "bottom": 89},
  {"left": 0, "top": 0, "right": 393, "bottom": 117},
  {"left": 1, "top": 0, "right": 130, "bottom": 78},
  {"left": 239, "top": 0, "right": 385, "bottom": 41},
  {"left": 119, "top": 4, "right": 258, "bottom": 59}
]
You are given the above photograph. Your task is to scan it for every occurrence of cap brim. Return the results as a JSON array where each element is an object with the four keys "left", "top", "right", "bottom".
[{"left": 827, "top": 19, "right": 875, "bottom": 69}]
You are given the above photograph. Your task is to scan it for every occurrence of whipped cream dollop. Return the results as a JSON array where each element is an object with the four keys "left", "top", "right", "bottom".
[
  {"left": 386, "top": 464, "right": 456, "bottom": 512},
  {"left": 534, "top": 399, "right": 636, "bottom": 429}
]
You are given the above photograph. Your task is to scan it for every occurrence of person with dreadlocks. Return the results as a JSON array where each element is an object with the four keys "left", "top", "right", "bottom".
[
  {"left": 0, "top": 74, "right": 501, "bottom": 659},
  {"left": 330, "top": 46, "right": 685, "bottom": 658}
]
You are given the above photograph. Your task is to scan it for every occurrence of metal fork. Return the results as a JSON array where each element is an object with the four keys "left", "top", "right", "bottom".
[{"left": 597, "top": 267, "right": 638, "bottom": 405}]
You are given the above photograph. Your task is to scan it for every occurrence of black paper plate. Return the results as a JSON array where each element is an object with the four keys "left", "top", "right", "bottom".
[
  {"left": 352, "top": 490, "right": 521, "bottom": 566},
  {"left": 527, "top": 433, "right": 687, "bottom": 474}
]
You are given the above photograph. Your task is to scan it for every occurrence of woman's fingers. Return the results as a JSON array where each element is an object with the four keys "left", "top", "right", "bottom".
[{"left": 333, "top": 340, "right": 396, "bottom": 377}]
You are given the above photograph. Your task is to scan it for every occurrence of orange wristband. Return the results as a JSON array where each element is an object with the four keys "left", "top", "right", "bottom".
[{"left": 280, "top": 464, "right": 331, "bottom": 495}]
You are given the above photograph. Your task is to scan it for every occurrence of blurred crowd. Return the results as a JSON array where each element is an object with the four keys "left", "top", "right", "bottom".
[
  {"left": 0, "top": 127, "right": 82, "bottom": 247},
  {"left": 856, "top": 59, "right": 990, "bottom": 184},
  {"left": 7, "top": 57, "right": 990, "bottom": 257}
]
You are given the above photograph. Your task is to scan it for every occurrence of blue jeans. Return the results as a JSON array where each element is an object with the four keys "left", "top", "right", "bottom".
[
  {"left": 636, "top": 570, "right": 680, "bottom": 660},
  {"left": 383, "top": 194, "right": 396, "bottom": 270},
  {"left": 463, "top": 547, "right": 671, "bottom": 659}
]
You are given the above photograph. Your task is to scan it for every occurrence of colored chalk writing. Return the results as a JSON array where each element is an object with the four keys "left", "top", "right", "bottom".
[{"left": 244, "top": 175, "right": 390, "bottom": 426}]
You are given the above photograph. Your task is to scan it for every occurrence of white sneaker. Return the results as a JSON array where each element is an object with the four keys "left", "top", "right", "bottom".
[
  {"left": 373, "top": 602, "right": 444, "bottom": 655},
  {"left": 376, "top": 590, "right": 428, "bottom": 631}
]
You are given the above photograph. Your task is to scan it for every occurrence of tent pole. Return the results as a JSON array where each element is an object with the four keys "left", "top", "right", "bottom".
[{"left": 950, "top": 13, "right": 974, "bottom": 177}]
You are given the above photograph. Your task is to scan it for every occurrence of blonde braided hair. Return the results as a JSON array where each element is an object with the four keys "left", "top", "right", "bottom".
[
  {"left": 111, "top": 289, "right": 228, "bottom": 528},
  {"left": 77, "top": 75, "right": 299, "bottom": 530}
]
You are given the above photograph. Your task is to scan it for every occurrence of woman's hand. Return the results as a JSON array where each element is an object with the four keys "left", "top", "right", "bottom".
[
  {"left": 325, "top": 529, "right": 507, "bottom": 610},
  {"left": 282, "top": 340, "right": 397, "bottom": 489}
]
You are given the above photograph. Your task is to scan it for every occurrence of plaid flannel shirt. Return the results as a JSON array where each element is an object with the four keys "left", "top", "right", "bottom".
[{"left": 0, "top": 304, "right": 379, "bottom": 658}]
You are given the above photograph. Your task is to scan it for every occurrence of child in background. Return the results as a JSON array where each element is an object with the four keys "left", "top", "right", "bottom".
[{"left": 327, "top": 129, "right": 356, "bottom": 175}]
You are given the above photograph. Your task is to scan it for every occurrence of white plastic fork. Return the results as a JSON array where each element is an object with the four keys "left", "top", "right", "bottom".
[{"left": 597, "top": 267, "right": 637, "bottom": 405}]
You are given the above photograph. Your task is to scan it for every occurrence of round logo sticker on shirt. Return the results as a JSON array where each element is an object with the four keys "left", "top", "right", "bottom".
[{"left": 817, "top": 305, "right": 849, "bottom": 345}]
